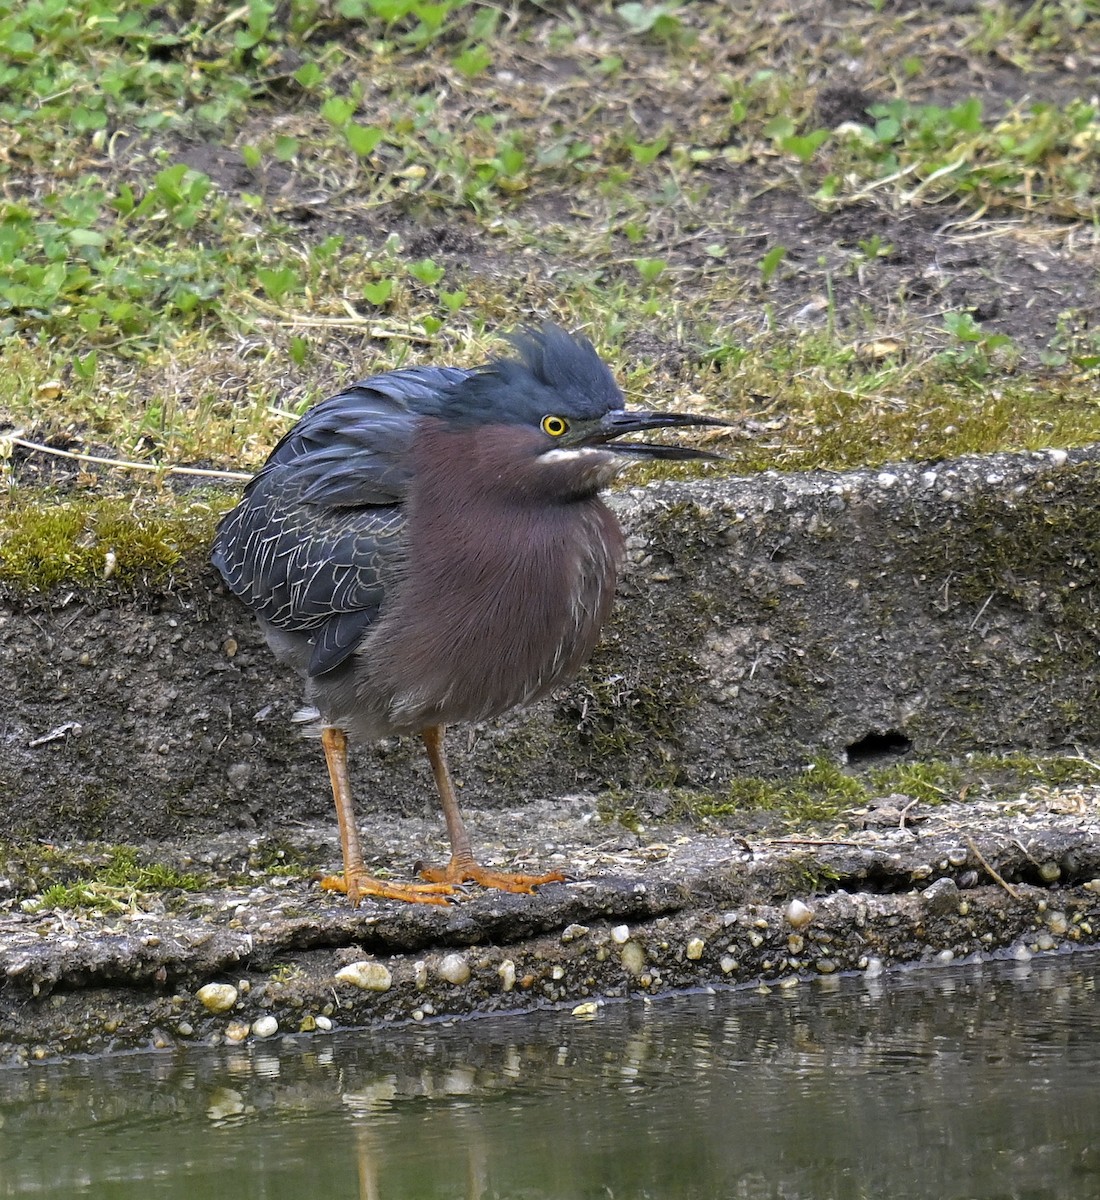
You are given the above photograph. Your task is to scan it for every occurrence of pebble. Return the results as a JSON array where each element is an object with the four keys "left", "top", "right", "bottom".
[
  {"left": 1046, "top": 448, "right": 1068, "bottom": 467},
  {"left": 572, "top": 1002, "right": 598, "bottom": 1018},
  {"left": 946, "top": 846, "right": 968, "bottom": 867},
  {"left": 335, "top": 961, "right": 393, "bottom": 992},
  {"left": 620, "top": 941, "right": 646, "bottom": 975},
  {"left": 315, "top": 1015, "right": 332, "bottom": 1032},
  {"left": 413, "top": 960, "right": 429, "bottom": 989},
  {"left": 498, "top": 960, "right": 516, "bottom": 991},
  {"left": 1047, "top": 911, "right": 1068, "bottom": 935},
  {"left": 197, "top": 983, "right": 238, "bottom": 1013},
  {"left": 224, "top": 1021, "right": 250, "bottom": 1043},
  {"left": 561, "top": 924, "right": 589, "bottom": 943},
  {"left": 863, "top": 956, "right": 884, "bottom": 978},
  {"left": 1038, "top": 860, "right": 1061, "bottom": 882},
  {"left": 252, "top": 1016, "right": 278, "bottom": 1039},
  {"left": 438, "top": 953, "right": 471, "bottom": 985},
  {"left": 784, "top": 899, "right": 814, "bottom": 929},
  {"left": 1013, "top": 943, "right": 1033, "bottom": 963},
  {"left": 610, "top": 924, "right": 630, "bottom": 944},
  {"left": 719, "top": 956, "right": 738, "bottom": 974},
  {"left": 921, "top": 876, "right": 960, "bottom": 916},
  {"left": 685, "top": 937, "right": 705, "bottom": 960}
]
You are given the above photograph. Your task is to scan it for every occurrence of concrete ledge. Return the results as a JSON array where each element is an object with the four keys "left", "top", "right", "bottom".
[
  {"left": 2, "top": 446, "right": 1098, "bottom": 842},
  {"left": 0, "top": 787, "right": 1097, "bottom": 1060}
]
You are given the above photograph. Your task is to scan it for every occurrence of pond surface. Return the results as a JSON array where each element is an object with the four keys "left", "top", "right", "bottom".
[{"left": 2, "top": 953, "right": 1098, "bottom": 1200}]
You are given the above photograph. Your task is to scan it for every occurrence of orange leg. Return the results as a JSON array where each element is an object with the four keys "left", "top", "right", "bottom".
[
  {"left": 318, "top": 726, "right": 456, "bottom": 906},
  {"left": 416, "top": 724, "right": 565, "bottom": 894}
]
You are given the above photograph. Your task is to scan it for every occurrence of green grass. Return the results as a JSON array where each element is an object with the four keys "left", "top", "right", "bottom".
[{"left": 2, "top": 0, "right": 1099, "bottom": 538}]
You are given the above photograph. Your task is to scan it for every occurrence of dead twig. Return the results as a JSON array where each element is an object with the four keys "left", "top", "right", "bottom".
[
  {"left": 965, "top": 835, "right": 1021, "bottom": 901},
  {"left": 765, "top": 837, "right": 865, "bottom": 848}
]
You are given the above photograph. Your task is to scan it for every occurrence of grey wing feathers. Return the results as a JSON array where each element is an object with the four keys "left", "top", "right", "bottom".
[{"left": 212, "top": 364, "right": 469, "bottom": 676}]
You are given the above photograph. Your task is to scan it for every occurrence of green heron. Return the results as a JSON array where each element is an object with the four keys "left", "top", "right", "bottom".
[{"left": 212, "top": 325, "right": 723, "bottom": 905}]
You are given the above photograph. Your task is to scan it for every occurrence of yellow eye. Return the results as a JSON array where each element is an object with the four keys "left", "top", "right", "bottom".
[{"left": 541, "top": 415, "right": 569, "bottom": 437}]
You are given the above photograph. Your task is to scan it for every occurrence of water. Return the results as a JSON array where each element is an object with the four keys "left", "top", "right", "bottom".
[{"left": 1, "top": 954, "right": 1098, "bottom": 1199}]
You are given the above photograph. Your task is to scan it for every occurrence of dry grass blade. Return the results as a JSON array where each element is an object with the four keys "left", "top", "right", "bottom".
[{"left": 6, "top": 436, "right": 253, "bottom": 483}]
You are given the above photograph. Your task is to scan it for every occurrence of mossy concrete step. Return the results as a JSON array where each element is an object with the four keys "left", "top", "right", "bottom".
[{"left": 2, "top": 445, "right": 1098, "bottom": 843}]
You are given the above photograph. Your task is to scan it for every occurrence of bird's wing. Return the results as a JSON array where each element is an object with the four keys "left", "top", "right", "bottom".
[
  {"left": 212, "top": 364, "right": 470, "bottom": 676},
  {"left": 256, "top": 364, "right": 471, "bottom": 506}
]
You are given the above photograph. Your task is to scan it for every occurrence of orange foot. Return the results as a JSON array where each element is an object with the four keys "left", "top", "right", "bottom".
[
  {"left": 418, "top": 857, "right": 565, "bottom": 895},
  {"left": 320, "top": 870, "right": 457, "bottom": 907}
]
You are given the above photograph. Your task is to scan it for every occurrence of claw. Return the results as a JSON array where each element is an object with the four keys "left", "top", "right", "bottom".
[
  {"left": 417, "top": 857, "right": 565, "bottom": 895},
  {"left": 320, "top": 870, "right": 457, "bottom": 907}
]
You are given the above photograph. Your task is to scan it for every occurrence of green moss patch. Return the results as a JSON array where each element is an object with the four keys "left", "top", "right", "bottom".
[
  {"left": 600, "top": 751, "right": 1100, "bottom": 833},
  {"left": 0, "top": 489, "right": 228, "bottom": 596},
  {"left": 3, "top": 844, "right": 207, "bottom": 913}
]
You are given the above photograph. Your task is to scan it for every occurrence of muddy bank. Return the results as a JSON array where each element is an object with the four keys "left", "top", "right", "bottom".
[{"left": 1, "top": 782, "right": 1098, "bottom": 1063}]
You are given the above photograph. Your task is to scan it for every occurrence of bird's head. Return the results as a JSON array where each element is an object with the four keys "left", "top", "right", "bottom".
[{"left": 430, "top": 324, "right": 727, "bottom": 466}]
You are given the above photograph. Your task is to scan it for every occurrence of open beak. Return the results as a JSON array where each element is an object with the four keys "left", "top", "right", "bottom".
[{"left": 583, "top": 408, "right": 728, "bottom": 461}]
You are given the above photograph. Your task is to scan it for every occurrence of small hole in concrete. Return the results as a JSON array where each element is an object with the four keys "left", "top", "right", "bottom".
[{"left": 846, "top": 730, "right": 912, "bottom": 765}]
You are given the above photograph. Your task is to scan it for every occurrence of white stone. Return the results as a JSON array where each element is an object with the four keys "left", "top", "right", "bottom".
[
  {"left": 610, "top": 924, "right": 630, "bottom": 944},
  {"left": 685, "top": 937, "right": 705, "bottom": 961},
  {"left": 438, "top": 953, "right": 471, "bottom": 985},
  {"left": 620, "top": 941, "right": 646, "bottom": 975},
  {"left": 335, "top": 961, "right": 393, "bottom": 992},
  {"left": 196, "top": 983, "right": 238, "bottom": 1013},
  {"left": 498, "top": 959, "right": 516, "bottom": 991},
  {"left": 252, "top": 1016, "right": 278, "bottom": 1039},
  {"left": 784, "top": 899, "right": 814, "bottom": 929}
]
